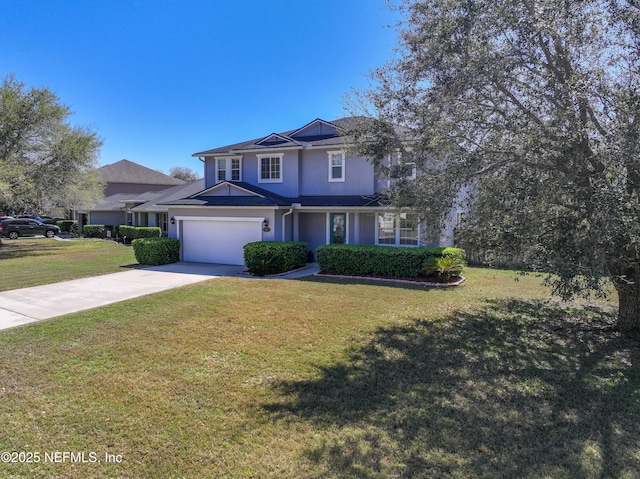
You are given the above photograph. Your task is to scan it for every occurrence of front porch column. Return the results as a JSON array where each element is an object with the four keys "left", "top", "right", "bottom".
[
  {"left": 293, "top": 211, "right": 300, "bottom": 242},
  {"left": 353, "top": 212, "right": 360, "bottom": 245}
]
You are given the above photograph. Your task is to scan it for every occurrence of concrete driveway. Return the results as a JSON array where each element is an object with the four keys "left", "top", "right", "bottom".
[{"left": 0, "top": 262, "right": 318, "bottom": 331}]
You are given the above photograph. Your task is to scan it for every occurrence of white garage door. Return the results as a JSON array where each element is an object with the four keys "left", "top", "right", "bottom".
[{"left": 181, "top": 218, "right": 263, "bottom": 265}]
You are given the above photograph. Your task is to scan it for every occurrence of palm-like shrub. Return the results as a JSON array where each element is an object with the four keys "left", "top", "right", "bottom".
[{"left": 423, "top": 256, "right": 466, "bottom": 281}]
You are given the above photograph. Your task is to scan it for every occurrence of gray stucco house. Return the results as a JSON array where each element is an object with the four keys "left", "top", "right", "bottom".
[
  {"left": 163, "top": 117, "right": 456, "bottom": 265},
  {"left": 78, "top": 159, "right": 186, "bottom": 234}
]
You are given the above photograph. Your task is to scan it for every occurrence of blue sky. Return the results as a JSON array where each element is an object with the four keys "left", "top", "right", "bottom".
[{"left": 0, "top": 0, "right": 399, "bottom": 175}]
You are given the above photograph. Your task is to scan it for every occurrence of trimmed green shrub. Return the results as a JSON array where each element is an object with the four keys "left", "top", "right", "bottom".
[
  {"left": 316, "top": 244, "right": 466, "bottom": 278},
  {"left": 132, "top": 237, "right": 180, "bottom": 266},
  {"left": 83, "top": 224, "right": 105, "bottom": 238},
  {"left": 56, "top": 220, "right": 78, "bottom": 234},
  {"left": 119, "top": 226, "right": 162, "bottom": 241},
  {"left": 243, "top": 241, "right": 308, "bottom": 276}
]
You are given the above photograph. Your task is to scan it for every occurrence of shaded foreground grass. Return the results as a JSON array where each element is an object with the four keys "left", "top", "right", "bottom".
[
  {"left": 0, "top": 269, "right": 638, "bottom": 478},
  {"left": 0, "top": 238, "right": 137, "bottom": 291}
]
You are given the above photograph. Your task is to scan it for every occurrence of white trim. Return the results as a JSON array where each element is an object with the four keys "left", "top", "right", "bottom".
[
  {"left": 375, "top": 212, "right": 421, "bottom": 247},
  {"left": 193, "top": 181, "right": 264, "bottom": 198},
  {"left": 257, "top": 153, "right": 284, "bottom": 183},
  {"left": 174, "top": 216, "right": 266, "bottom": 222},
  {"left": 326, "top": 212, "right": 349, "bottom": 245},
  {"left": 175, "top": 216, "right": 265, "bottom": 241},
  {"left": 256, "top": 133, "right": 299, "bottom": 146},
  {"left": 402, "top": 162, "right": 417, "bottom": 180},
  {"left": 196, "top": 146, "right": 302, "bottom": 157},
  {"left": 214, "top": 156, "right": 243, "bottom": 183},
  {"left": 289, "top": 118, "right": 337, "bottom": 138},
  {"left": 328, "top": 150, "right": 346, "bottom": 182}
]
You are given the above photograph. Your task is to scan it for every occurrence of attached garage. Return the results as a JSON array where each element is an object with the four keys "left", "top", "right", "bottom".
[{"left": 177, "top": 217, "right": 264, "bottom": 265}]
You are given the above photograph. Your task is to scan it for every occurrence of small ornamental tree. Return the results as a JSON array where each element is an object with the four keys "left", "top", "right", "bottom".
[{"left": 347, "top": 0, "right": 640, "bottom": 333}]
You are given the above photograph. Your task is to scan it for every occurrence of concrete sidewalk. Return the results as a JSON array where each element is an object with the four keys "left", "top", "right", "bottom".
[{"left": 0, "top": 262, "right": 319, "bottom": 331}]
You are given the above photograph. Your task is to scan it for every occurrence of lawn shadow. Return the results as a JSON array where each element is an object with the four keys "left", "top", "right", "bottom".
[
  {"left": 265, "top": 299, "right": 640, "bottom": 478},
  {"left": 0, "top": 239, "right": 64, "bottom": 260}
]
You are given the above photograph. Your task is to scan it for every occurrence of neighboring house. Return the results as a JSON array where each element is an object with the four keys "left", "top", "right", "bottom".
[
  {"left": 77, "top": 159, "right": 186, "bottom": 231},
  {"left": 125, "top": 179, "right": 204, "bottom": 234},
  {"left": 163, "top": 117, "right": 458, "bottom": 265}
]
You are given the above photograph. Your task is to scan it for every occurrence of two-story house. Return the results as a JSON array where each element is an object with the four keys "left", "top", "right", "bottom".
[{"left": 163, "top": 117, "right": 456, "bottom": 265}]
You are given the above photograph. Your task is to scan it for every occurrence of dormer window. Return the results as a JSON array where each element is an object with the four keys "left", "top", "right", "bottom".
[
  {"left": 258, "top": 153, "right": 283, "bottom": 183},
  {"left": 215, "top": 156, "right": 242, "bottom": 183},
  {"left": 328, "top": 151, "right": 345, "bottom": 182}
]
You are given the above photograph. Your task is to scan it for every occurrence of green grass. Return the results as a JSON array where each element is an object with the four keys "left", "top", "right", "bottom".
[
  {"left": 0, "top": 268, "right": 638, "bottom": 478},
  {"left": 0, "top": 238, "right": 137, "bottom": 291}
]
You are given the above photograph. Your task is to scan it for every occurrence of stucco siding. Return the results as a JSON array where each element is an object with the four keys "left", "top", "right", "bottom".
[
  {"left": 299, "top": 150, "right": 375, "bottom": 196},
  {"left": 358, "top": 213, "right": 376, "bottom": 245},
  {"left": 298, "top": 213, "right": 327, "bottom": 253},
  {"left": 89, "top": 211, "right": 126, "bottom": 226},
  {"left": 104, "top": 183, "right": 174, "bottom": 196}
]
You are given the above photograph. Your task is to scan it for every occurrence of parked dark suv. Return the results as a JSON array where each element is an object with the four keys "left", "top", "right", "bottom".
[{"left": 0, "top": 219, "right": 61, "bottom": 239}]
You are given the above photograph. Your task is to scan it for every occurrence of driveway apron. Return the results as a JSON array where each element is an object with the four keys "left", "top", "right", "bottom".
[{"left": 0, "top": 263, "right": 247, "bottom": 330}]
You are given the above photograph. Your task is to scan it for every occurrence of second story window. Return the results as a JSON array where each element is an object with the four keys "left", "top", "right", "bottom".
[
  {"left": 214, "top": 156, "right": 243, "bottom": 183},
  {"left": 258, "top": 154, "right": 283, "bottom": 183},
  {"left": 328, "top": 151, "right": 345, "bottom": 182},
  {"left": 231, "top": 158, "right": 241, "bottom": 181},
  {"left": 217, "top": 159, "right": 227, "bottom": 182}
]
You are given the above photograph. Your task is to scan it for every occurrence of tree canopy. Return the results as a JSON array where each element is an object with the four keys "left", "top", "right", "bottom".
[
  {"left": 169, "top": 166, "right": 199, "bottom": 182},
  {"left": 0, "top": 74, "right": 104, "bottom": 215},
  {"left": 347, "top": 0, "right": 640, "bottom": 332}
]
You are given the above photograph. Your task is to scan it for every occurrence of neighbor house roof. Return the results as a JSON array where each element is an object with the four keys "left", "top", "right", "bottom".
[
  {"left": 130, "top": 179, "right": 205, "bottom": 212},
  {"left": 98, "top": 159, "right": 186, "bottom": 186},
  {"left": 88, "top": 193, "right": 140, "bottom": 212}
]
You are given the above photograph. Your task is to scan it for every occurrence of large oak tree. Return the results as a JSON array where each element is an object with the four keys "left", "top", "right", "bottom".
[
  {"left": 0, "top": 74, "right": 104, "bottom": 216},
  {"left": 347, "top": 0, "right": 640, "bottom": 332}
]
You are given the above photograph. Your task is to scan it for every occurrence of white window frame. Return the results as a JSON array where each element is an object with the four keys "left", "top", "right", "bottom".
[
  {"left": 257, "top": 153, "right": 284, "bottom": 183},
  {"left": 401, "top": 162, "right": 417, "bottom": 180},
  {"left": 375, "top": 212, "right": 420, "bottom": 247},
  {"left": 214, "top": 155, "right": 243, "bottom": 183},
  {"left": 328, "top": 150, "right": 345, "bottom": 182}
]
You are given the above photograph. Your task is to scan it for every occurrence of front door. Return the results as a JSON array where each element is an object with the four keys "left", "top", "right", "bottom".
[{"left": 330, "top": 213, "right": 346, "bottom": 244}]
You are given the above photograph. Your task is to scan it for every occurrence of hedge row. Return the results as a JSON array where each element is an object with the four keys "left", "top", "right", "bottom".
[
  {"left": 83, "top": 224, "right": 105, "bottom": 238},
  {"left": 243, "top": 241, "right": 308, "bottom": 276},
  {"left": 56, "top": 220, "right": 78, "bottom": 233},
  {"left": 316, "top": 244, "right": 466, "bottom": 278},
  {"left": 119, "top": 226, "right": 162, "bottom": 240},
  {"left": 132, "top": 237, "right": 180, "bottom": 266}
]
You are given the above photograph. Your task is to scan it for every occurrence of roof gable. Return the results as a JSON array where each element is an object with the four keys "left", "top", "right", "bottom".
[
  {"left": 193, "top": 117, "right": 360, "bottom": 157},
  {"left": 255, "top": 133, "right": 298, "bottom": 147},
  {"left": 98, "top": 159, "right": 185, "bottom": 186},
  {"left": 289, "top": 118, "right": 338, "bottom": 140},
  {"left": 196, "top": 182, "right": 265, "bottom": 198}
]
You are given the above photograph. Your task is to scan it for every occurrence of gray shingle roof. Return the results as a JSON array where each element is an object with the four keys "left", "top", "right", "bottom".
[
  {"left": 160, "top": 181, "right": 386, "bottom": 208},
  {"left": 192, "top": 117, "right": 375, "bottom": 156},
  {"left": 130, "top": 179, "right": 205, "bottom": 211},
  {"left": 90, "top": 193, "right": 140, "bottom": 211},
  {"left": 98, "top": 159, "right": 186, "bottom": 186}
]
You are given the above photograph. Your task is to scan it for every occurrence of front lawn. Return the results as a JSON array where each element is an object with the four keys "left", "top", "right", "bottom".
[
  {"left": 0, "top": 238, "right": 137, "bottom": 291},
  {"left": 0, "top": 269, "right": 637, "bottom": 478}
]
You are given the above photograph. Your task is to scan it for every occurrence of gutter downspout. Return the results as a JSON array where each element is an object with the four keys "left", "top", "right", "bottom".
[
  {"left": 282, "top": 203, "right": 302, "bottom": 241},
  {"left": 282, "top": 208, "right": 293, "bottom": 241}
]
